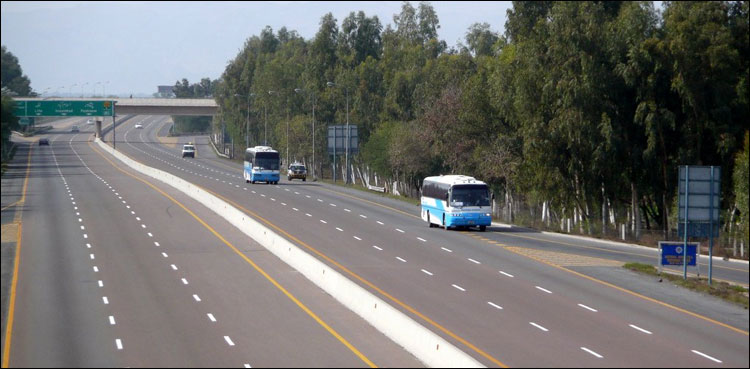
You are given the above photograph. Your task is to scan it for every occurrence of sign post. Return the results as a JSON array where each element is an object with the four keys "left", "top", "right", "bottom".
[
  {"left": 14, "top": 100, "right": 117, "bottom": 149},
  {"left": 678, "top": 166, "right": 720, "bottom": 284},
  {"left": 14, "top": 100, "right": 114, "bottom": 117},
  {"left": 658, "top": 241, "right": 699, "bottom": 277},
  {"left": 328, "top": 125, "right": 358, "bottom": 183}
]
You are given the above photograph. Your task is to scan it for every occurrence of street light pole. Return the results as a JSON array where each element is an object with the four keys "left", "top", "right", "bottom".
[
  {"left": 247, "top": 93, "right": 256, "bottom": 148},
  {"left": 235, "top": 93, "right": 254, "bottom": 148},
  {"left": 295, "top": 88, "right": 317, "bottom": 180},
  {"left": 286, "top": 96, "right": 290, "bottom": 167},
  {"left": 267, "top": 90, "right": 279, "bottom": 146}
]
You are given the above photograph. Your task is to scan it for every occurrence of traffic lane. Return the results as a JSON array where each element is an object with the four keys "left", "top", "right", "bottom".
[
  {"left": 81, "top": 137, "right": 421, "bottom": 367},
  {"left": 272, "top": 195, "right": 745, "bottom": 367},
  {"left": 9, "top": 138, "right": 120, "bottom": 367},
  {"left": 274, "top": 180, "right": 748, "bottom": 287},
  {"left": 486, "top": 226, "right": 749, "bottom": 285},
  {"left": 66, "top": 135, "right": 369, "bottom": 367},
  {"left": 102, "top": 114, "right": 750, "bottom": 288},
  {"left": 131, "top": 122, "right": 749, "bottom": 365},
  {"left": 56, "top": 132, "right": 244, "bottom": 367},
  {"left": 114, "top": 139, "right": 747, "bottom": 368}
]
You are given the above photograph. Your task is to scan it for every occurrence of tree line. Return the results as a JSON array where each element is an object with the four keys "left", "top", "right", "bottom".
[{"left": 215, "top": 2, "right": 748, "bottom": 246}]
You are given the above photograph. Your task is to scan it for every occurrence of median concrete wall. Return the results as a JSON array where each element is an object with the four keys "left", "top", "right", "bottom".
[{"left": 95, "top": 138, "right": 483, "bottom": 368}]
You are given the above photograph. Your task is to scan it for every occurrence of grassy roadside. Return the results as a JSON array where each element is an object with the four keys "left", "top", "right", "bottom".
[{"left": 624, "top": 263, "right": 749, "bottom": 309}]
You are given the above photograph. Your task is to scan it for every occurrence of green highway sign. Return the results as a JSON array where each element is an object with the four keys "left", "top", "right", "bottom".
[{"left": 14, "top": 100, "right": 114, "bottom": 117}]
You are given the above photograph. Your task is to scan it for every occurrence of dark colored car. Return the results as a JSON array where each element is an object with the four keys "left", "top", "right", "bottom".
[
  {"left": 39, "top": 138, "right": 50, "bottom": 146},
  {"left": 287, "top": 163, "right": 307, "bottom": 181}
]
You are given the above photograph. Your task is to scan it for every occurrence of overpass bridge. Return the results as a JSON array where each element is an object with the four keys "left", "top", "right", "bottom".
[{"left": 13, "top": 97, "right": 218, "bottom": 116}]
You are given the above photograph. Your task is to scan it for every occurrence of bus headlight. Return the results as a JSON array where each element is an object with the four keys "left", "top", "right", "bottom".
[{"left": 485, "top": 213, "right": 491, "bottom": 217}]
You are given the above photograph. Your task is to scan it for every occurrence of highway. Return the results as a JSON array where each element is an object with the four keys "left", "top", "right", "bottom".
[
  {"left": 113, "top": 115, "right": 748, "bottom": 366},
  {"left": 3, "top": 114, "right": 748, "bottom": 367},
  {"left": 3, "top": 118, "right": 419, "bottom": 367}
]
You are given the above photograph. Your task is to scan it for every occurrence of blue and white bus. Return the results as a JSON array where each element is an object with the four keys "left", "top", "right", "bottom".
[
  {"left": 244, "top": 146, "right": 280, "bottom": 184},
  {"left": 421, "top": 175, "right": 492, "bottom": 231}
]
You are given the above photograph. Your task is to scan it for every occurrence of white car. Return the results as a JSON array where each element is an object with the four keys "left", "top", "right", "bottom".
[
  {"left": 86, "top": 119, "right": 94, "bottom": 125},
  {"left": 134, "top": 123, "right": 143, "bottom": 129},
  {"left": 182, "top": 143, "right": 196, "bottom": 158}
]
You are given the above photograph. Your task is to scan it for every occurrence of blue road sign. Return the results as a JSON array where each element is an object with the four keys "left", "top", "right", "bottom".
[{"left": 660, "top": 242, "right": 697, "bottom": 266}]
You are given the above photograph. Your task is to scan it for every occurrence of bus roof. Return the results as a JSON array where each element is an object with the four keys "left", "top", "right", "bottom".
[
  {"left": 423, "top": 175, "right": 487, "bottom": 186},
  {"left": 246, "top": 146, "right": 278, "bottom": 153}
]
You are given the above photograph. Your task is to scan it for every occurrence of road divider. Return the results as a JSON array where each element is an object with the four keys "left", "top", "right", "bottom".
[{"left": 94, "top": 138, "right": 483, "bottom": 368}]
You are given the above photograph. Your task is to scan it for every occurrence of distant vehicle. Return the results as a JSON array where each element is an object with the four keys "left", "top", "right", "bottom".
[
  {"left": 287, "top": 162, "right": 307, "bottom": 181},
  {"left": 181, "top": 143, "right": 196, "bottom": 158},
  {"left": 421, "top": 175, "right": 492, "bottom": 231},
  {"left": 39, "top": 138, "right": 49, "bottom": 146},
  {"left": 244, "top": 146, "right": 280, "bottom": 184},
  {"left": 70, "top": 125, "right": 79, "bottom": 133},
  {"left": 134, "top": 123, "right": 143, "bottom": 129},
  {"left": 86, "top": 119, "right": 94, "bottom": 125}
]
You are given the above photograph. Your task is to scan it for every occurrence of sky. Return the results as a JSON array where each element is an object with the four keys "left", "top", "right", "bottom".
[{"left": 1, "top": 1, "right": 513, "bottom": 97}]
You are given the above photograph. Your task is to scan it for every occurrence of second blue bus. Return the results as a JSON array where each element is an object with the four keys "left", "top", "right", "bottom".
[
  {"left": 421, "top": 175, "right": 492, "bottom": 231},
  {"left": 244, "top": 146, "right": 280, "bottom": 184}
]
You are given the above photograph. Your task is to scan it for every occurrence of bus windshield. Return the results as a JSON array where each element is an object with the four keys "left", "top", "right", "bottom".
[
  {"left": 451, "top": 185, "right": 490, "bottom": 207},
  {"left": 254, "top": 152, "right": 279, "bottom": 170}
]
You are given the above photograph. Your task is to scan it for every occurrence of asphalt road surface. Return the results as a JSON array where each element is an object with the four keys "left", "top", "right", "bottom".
[{"left": 3, "top": 115, "right": 747, "bottom": 367}]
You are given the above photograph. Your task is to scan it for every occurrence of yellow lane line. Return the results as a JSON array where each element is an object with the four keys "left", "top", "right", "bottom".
[
  {"left": 502, "top": 232, "right": 749, "bottom": 274},
  {"left": 492, "top": 240, "right": 749, "bottom": 336},
  {"left": 317, "top": 187, "right": 420, "bottom": 219},
  {"left": 194, "top": 186, "right": 507, "bottom": 368},
  {"left": 111, "top": 136, "right": 505, "bottom": 366},
  {"left": 3, "top": 144, "right": 33, "bottom": 368},
  {"left": 88, "top": 142, "right": 377, "bottom": 368},
  {"left": 2, "top": 223, "right": 22, "bottom": 368}
]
